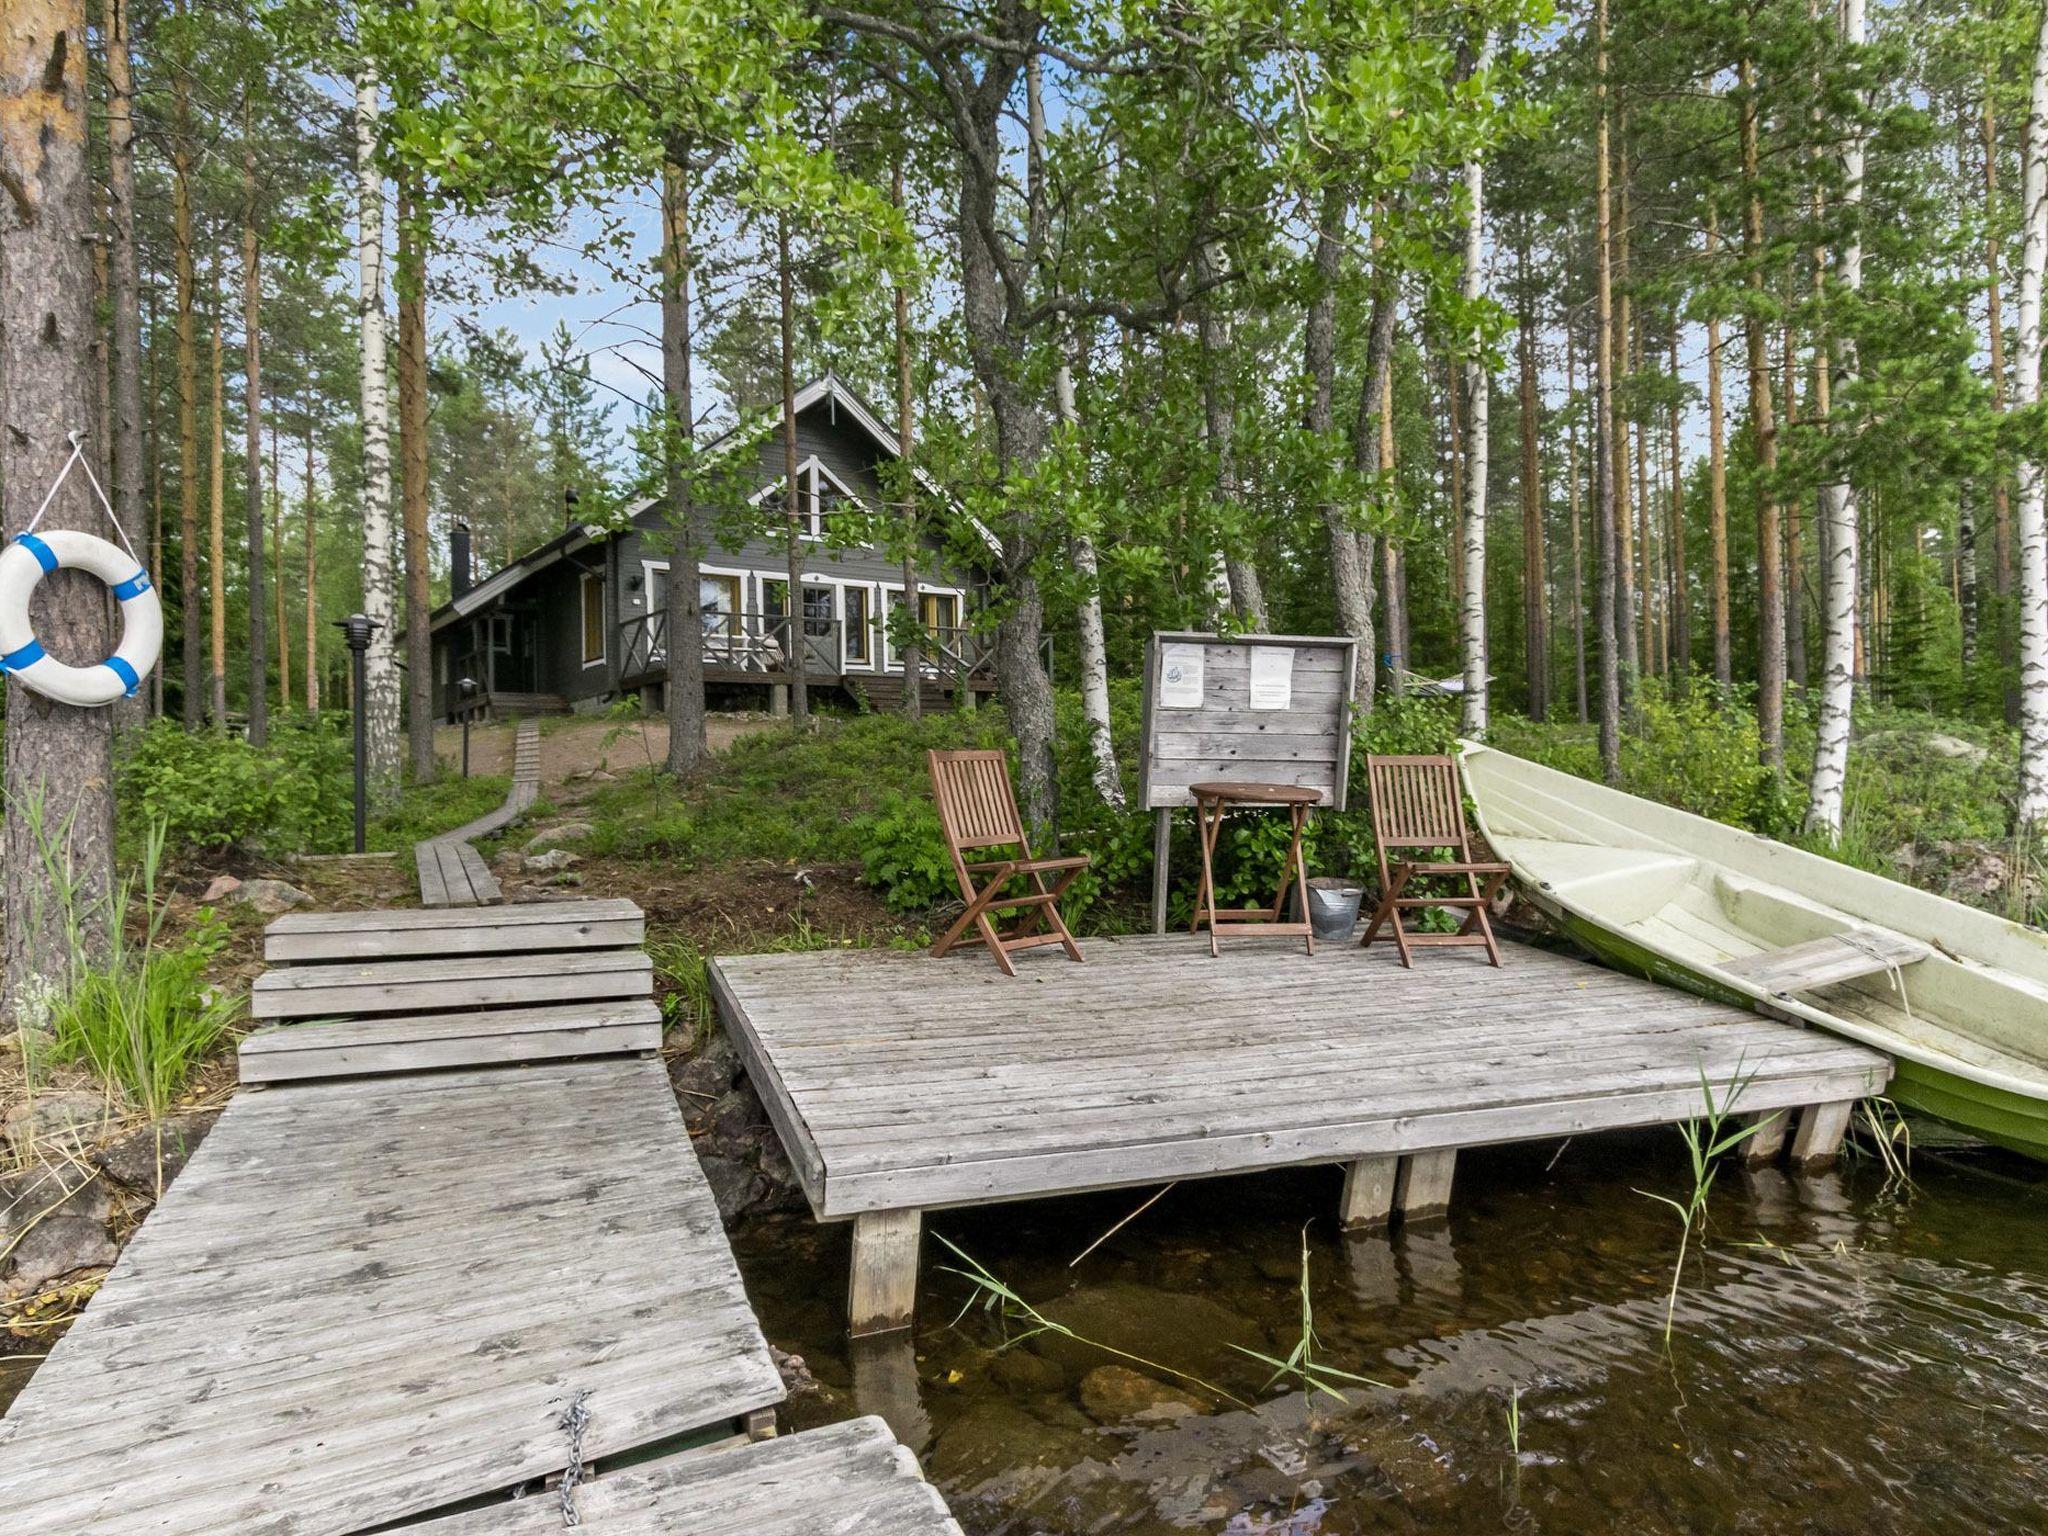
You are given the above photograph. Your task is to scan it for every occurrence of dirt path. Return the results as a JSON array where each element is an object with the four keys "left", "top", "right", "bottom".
[{"left": 432, "top": 714, "right": 778, "bottom": 788}]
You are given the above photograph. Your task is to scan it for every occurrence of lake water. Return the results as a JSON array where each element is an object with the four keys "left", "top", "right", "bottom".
[{"left": 735, "top": 1124, "right": 2048, "bottom": 1535}]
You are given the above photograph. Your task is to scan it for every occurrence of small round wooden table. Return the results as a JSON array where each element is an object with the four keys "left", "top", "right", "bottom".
[{"left": 1188, "top": 781, "right": 1323, "bottom": 958}]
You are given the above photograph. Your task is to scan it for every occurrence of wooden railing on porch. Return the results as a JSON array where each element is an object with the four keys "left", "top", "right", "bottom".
[{"left": 616, "top": 610, "right": 997, "bottom": 692}]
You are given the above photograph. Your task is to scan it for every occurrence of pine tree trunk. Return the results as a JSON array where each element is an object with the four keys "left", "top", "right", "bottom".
[
  {"left": 304, "top": 428, "right": 319, "bottom": 711},
  {"left": 274, "top": 421, "right": 290, "bottom": 710},
  {"left": 1379, "top": 364, "right": 1408, "bottom": 696},
  {"left": 397, "top": 180, "right": 435, "bottom": 781},
  {"left": 1594, "top": 0, "right": 1622, "bottom": 783},
  {"left": 103, "top": 0, "right": 147, "bottom": 731},
  {"left": 1459, "top": 35, "right": 1498, "bottom": 738},
  {"left": 892, "top": 158, "right": 923, "bottom": 721},
  {"left": 1613, "top": 125, "right": 1638, "bottom": 693},
  {"left": 1518, "top": 241, "right": 1547, "bottom": 720},
  {"left": 173, "top": 34, "right": 201, "bottom": 727},
  {"left": 241, "top": 117, "right": 269, "bottom": 745},
  {"left": 208, "top": 284, "right": 227, "bottom": 727},
  {"left": 1706, "top": 214, "right": 1733, "bottom": 689},
  {"left": 1350, "top": 262, "right": 1398, "bottom": 714},
  {"left": 355, "top": 63, "right": 400, "bottom": 791},
  {"left": 3, "top": 0, "right": 117, "bottom": 1028},
  {"left": 660, "top": 154, "right": 708, "bottom": 775},
  {"left": 1742, "top": 50, "right": 1786, "bottom": 772},
  {"left": 2014, "top": 2, "right": 2048, "bottom": 825},
  {"left": 777, "top": 216, "right": 809, "bottom": 726},
  {"left": 1668, "top": 331, "right": 1692, "bottom": 684}
]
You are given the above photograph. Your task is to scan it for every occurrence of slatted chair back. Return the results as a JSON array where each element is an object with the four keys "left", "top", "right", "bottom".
[
  {"left": 1367, "top": 755, "right": 1474, "bottom": 857},
  {"left": 929, "top": 749, "right": 1029, "bottom": 854}
]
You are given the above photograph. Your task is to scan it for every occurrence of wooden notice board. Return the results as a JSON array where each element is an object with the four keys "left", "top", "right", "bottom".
[{"left": 1139, "top": 632, "right": 1358, "bottom": 811}]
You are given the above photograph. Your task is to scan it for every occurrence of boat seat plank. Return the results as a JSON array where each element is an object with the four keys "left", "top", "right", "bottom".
[
  {"left": 408, "top": 1416, "right": 964, "bottom": 1534},
  {"left": 237, "top": 999, "right": 665, "bottom": 1083},
  {"left": 1717, "top": 926, "right": 1931, "bottom": 995}
]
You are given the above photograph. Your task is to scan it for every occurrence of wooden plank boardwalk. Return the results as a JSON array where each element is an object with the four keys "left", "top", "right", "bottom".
[
  {"left": 0, "top": 901, "right": 965, "bottom": 1535},
  {"left": 711, "top": 933, "right": 1893, "bottom": 1334},
  {"left": 416, "top": 717, "right": 543, "bottom": 908},
  {"left": 411, "top": 1416, "right": 963, "bottom": 1534}
]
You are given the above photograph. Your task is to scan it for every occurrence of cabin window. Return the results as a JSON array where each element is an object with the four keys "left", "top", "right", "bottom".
[
  {"left": 580, "top": 571, "right": 606, "bottom": 667},
  {"left": 843, "top": 586, "right": 872, "bottom": 665},
  {"left": 919, "top": 590, "right": 960, "bottom": 635},
  {"left": 700, "top": 573, "right": 741, "bottom": 639}
]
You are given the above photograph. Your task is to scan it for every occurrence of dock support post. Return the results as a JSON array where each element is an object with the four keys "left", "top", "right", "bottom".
[
  {"left": 1789, "top": 1100, "right": 1856, "bottom": 1167},
  {"left": 1394, "top": 1149, "right": 1457, "bottom": 1222},
  {"left": 743, "top": 1407, "right": 777, "bottom": 1440},
  {"left": 1740, "top": 1108, "right": 1793, "bottom": 1165},
  {"left": 849, "top": 1208, "right": 922, "bottom": 1337},
  {"left": 1338, "top": 1155, "right": 1400, "bottom": 1229}
]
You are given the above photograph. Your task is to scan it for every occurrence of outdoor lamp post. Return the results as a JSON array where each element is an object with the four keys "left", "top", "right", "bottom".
[
  {"left": 334, "top": 613, "right": 379, "bottom": 853},
  {"left": 457, "top": 676, "right": 478, "bottom": 778}
]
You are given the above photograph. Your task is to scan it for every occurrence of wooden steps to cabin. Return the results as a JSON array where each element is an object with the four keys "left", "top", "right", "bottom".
[{"left": 413, "top": 717, "right": 544, "bottom": 909}]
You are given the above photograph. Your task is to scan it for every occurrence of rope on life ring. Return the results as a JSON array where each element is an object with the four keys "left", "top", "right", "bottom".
[{"left": 0, "top": 435, "right": 162, "bottom": 708}]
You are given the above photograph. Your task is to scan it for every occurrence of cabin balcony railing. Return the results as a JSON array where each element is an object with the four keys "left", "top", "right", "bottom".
[{"left": 617, "top": 610, "right": 997, "bottom": 690}]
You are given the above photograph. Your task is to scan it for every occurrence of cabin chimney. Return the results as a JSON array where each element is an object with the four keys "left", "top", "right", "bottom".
[
  {"left": 451, "top": 520, "right": 473, "bottom": 598},
  {"left": 564, "top": 484, "right": 580, "bottom": 529}
]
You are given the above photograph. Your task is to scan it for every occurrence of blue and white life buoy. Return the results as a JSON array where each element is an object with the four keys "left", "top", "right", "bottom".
[{"left": 0, "top": 530, "right": 160, "bottom": 707}]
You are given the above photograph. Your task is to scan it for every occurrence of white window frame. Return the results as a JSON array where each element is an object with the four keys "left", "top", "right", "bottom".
[
  {"left": 579, "top": 569, "right": 607, "bottom": 669},
  {"left": 747, "top": 455, "right": 867, "bottom": 541},
  {"left": 877, "top": 581, "right": 969, "bottom": 673},
  {"left": 836, "top": 579, "right": 879, "bottom": 671}
]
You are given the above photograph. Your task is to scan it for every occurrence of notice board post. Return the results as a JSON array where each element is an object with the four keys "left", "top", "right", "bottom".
[{"left": 1139, "top": 632, "right": 1359, "bottom": 932}]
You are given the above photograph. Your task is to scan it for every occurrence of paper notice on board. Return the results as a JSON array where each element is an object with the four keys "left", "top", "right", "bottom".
[
  {"left": 1160, "top": 643, "right": 1205, "bottom": 708},
  {"left": 1249, "top": 646, "right": 1294, "bottom": 710}
]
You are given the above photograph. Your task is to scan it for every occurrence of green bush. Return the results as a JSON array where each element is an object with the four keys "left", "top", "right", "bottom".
[{"left": 118, "top": 715, "right": 355, "bottom": 857}]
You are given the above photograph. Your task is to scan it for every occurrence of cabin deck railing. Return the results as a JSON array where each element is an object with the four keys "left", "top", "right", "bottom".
[{"left": 616, "top": 610, "right": 997, "bottom": 689}]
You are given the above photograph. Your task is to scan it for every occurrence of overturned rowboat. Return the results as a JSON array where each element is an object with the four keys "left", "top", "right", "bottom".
[{"left": 1461, "top": 740, "right": 2048, "bottom": 1161}]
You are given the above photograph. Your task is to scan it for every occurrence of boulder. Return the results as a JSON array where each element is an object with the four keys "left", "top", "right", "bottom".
[
  {"left": 1078, "top": 1364, "right": 1207, "bottom": 1425},
  {"left": 492, "top": 848, "right": 524, "bottom": 876},
  {"left": 1925, "top": 733, "right": 1990, "bottom": 764},
  {"left": 522, "top": 849, "right": 582, "bottom": 874},
  {"left": 697, "top": 1153, "right": 767, "bottom": 1223},
  {"left": 235, "top": 878, "right": 311, "bottom": 916},
  {"left": 3, "top": 1092, "right": 111, "bottom": 1160},
  {"left": 670, "top": 1033, "right": 740, "bottom": 1114},
  {"left": 771, "top": 1345, "right": 819, "bottom": 1396},
  {"left": 524, "top": 823, "right": 595, "bottom": 854},
  {"left": 6, "top": 1214, "right": 118, "bottom": 1294},
  {"left": 1, "top": 1160, "right": 110, "bottom": 1236},
  {"left": 201, "top": 873, "right": 242, "bottom": 903},
  {"left": 93, "top": 1113, "right": 214, "bottom": 1195}
]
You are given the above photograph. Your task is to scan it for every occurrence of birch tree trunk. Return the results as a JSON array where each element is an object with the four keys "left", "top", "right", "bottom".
[
  {"left": 1988, "top": 86, "right": 2019, "bottom": 722},
  {"left": 1594, "top": 0, "right": 1622, "bottom": 783},
  {"left": 1706, "top": 213, "right": 1732, "bottom": 689},
  {"left": 1349, "top": 267, "right": 1399, "bottom": 714},
  {"left": 3, "top": 0, "right": 116, "bottom": 1027},
  {"left": 103, "top": 0, "right": 147, "bottom": 731},
  {"left": 241, "top": 113, "right": 269, "bottom": 745},
  {"left": 777, "top": 216, "right": 809, "bottom": 727},
  {"left": 1379, "top": 366, "right": 1408, "bottom": 697},
  {"left": 892, "top": 157, "right": 922, "bottom": 720},
  {"left": 397, "top": 178, "right": 434, "bottom": 780},
  {"left": 1309, "top": 183, "right": 1376, "bottom": 713},
  {"left": 660, "top": 153, "right": 709, "bottom": 776},
  {"left": 356, "top": 62, "right": 401, "bottom": 791},
  {"left": 1056, "top": 343, "right": 1122, "bottom": 804},
  {"left": 2015, "top": 0, "right": 2048, "bottom": 825},
  {"left": 1805, "top": 0, "right": 1865, "bottom": 839},
  {"left": 1459, "top": 33, "right": 1498, "bottom": 738}
]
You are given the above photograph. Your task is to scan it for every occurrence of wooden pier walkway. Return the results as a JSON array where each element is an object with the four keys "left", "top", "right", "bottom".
[
  {"left": 0, "top": 900, "right": 963, "bottom": 1536},
  {"left": 711, "top": 933, "right": 1893, "bottom": 1335},
  {"left": 415, "top": 717, "right": 542, "bottom": 907}
]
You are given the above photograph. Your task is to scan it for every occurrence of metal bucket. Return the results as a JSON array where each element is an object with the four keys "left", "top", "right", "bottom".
[{"left": 1306, "top": 878, "right": 1365, "bottom": 942}]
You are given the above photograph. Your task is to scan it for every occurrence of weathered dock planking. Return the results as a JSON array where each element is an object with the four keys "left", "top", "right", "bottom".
[
  {"left": 710, "top": 934, "right": 1893, "bottom": 1334},
  {"left": 0, "top": 1059, "right": 783, "bottom": 1535},
  {"left": 408, "top": 1415, "right": 964, "bottom": 1534},
  {"left": 414, "top": 716, "right": 543, "bottom": 908}
]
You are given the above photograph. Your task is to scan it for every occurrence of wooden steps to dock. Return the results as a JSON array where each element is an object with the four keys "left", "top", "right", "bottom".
[
  {"left": 413, "top": 717, "right": 543, "bottom": 909},
  {"left": 0, "top": 899, "right": 964, "bottom": 1536}
]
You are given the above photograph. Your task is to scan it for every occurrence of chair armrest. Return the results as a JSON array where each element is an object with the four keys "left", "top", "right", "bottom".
[{"left": 1389, "top": 860, "right": 1510, "bottom": 876}]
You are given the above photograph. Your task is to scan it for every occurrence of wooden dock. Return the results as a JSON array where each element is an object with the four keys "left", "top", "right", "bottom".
[
  {"left": 0, "top": 901, "right": 964, "bottom": 1535},
  {"left": 415, "top": 717, "right": 542, "bottom": 907},
  {"left": 710, "top": 934, "right": 1893, "bottom": 1335}
]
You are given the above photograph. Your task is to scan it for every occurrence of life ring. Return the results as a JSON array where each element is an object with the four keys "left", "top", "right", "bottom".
[{"left": 0, "top": 531, "right": 160, "bottom": 707}]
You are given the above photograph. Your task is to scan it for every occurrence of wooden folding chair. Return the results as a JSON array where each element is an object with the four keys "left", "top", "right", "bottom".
[
  {"left": 927, "top": 749, "right": 1091, "bottom": 976},
  {"left": 1359, "top": 754, "right": 1511, "bottom": 967}
]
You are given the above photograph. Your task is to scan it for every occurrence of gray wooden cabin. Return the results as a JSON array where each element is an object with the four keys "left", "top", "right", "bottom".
[{"left": 426, "top": 374, "right": 997, "bottom": 718}]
